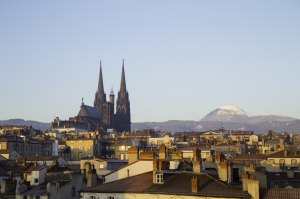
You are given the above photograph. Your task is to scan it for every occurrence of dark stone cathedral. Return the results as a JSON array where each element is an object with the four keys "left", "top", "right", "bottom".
[
  {"left": 93, "top": 60, "right": 131, "bottom": 132},
  {"left": 52, "top": 60, "right": 131, "bottom": 132}
]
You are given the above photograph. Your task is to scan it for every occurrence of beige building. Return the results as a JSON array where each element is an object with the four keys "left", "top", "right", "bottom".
[
  {"left": 199, "top": 130, "right": 223, "bottom": 141},
  {"left": 80, "top": 157, "right": 127, "bottom": 177},
  {"left": 267, "top": 150, "right": 300, "bottom": 166},
  {"left": 65, "top": 138, "right": 100, "bottom": 161},
  {"left": 0, "top": 137, "right": 53, "bottom": 157},
  {"left": 147, "top": 134, "right": 174, "bottom": 147}
]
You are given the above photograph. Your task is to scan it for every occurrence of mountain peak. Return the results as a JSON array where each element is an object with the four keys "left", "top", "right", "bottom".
[
  {"left": 200, "top": 104, "right": 248, "bottom": 122},
  {"left": 219, "top": 104, "right": 247, "bottom": 116}
]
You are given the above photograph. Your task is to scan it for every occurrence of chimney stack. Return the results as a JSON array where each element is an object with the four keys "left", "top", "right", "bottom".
[
  {"left": 247, "top": 175, "right": 259, "bottom": 199},
  {"left": 128, "top": 146, "right": 139, "bottom": 164},
  {"left": 87, "top": 164, "right": 97, "bottom": 187},
  {"left": 193, "top": 160, "right": 202, "bottom": 173},
  {"left": 159, "top": 145, "right": 167, "bottom": 160},
  {"left": 158, "top": 160, "right": 163, "bottom": 171},
  {"left": 193, "top": 148, "right": 201, "bottom": 161},
  {"left": 191, "top": 176, "right": 199, "bottom": 193}
]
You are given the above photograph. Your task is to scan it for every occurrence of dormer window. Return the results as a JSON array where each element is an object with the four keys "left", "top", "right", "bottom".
[{"left": 156, "top": 173, "right": 163, "bottom": 184}]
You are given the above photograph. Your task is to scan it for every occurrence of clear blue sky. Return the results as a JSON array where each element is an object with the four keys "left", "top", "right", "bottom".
[{"left": 0, "top": 1, "right": 300, "bottom": 123}]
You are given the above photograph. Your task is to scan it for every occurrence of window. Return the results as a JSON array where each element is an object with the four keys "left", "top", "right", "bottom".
[
  {"left": 99, "top": 164, "right": 104, "bottom": 169},
  {"left": 279, "top": 159, "right": 285, "bottom": 169},
  {"left": 107, "top": 196, "right": 115, "bottom": 199},
  {"left": 34, "top": 178, "right": 39, "bottom": 183},
  {"left": 269, "top": 159, "right": 275, "bottom": 164},
  {"left": 120, "top": 145, "right": 125, "bottom": 151},
  {"left": 156, "top": 173, "right": 163, "bottom": 184},
  {"left": 79, "top": 146, "right": 82, "bottom": 151},
  {"left": 89, "top": 196, "right": 96, "bottom": 199},
  {"left": 291, "top": 159, "right": 297, "bottom": 164},
  {"left": 121, "top": 153, "right": 125, "bottom": 160},
  {"left": 35, "top": 196, "right": 40, "bottom": 199}
]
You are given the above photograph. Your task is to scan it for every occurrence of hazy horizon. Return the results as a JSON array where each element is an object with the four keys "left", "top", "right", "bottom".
[{"left": 1, "top": 1, "right": 300, "bottom": 123}]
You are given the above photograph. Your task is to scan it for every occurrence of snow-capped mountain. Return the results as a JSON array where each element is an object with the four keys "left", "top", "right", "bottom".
[{"left": 201, "top": 105, "right": 249, "bottom": 122}]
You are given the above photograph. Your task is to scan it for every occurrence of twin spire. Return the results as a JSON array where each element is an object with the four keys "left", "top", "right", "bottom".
[{"left": 96, "top": 59, "right": 127, "bottom": 102}]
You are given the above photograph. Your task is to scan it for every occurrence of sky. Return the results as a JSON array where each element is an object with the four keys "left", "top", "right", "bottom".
[{"left": 0, "top": 1, "right": 300, "bottom": 123}]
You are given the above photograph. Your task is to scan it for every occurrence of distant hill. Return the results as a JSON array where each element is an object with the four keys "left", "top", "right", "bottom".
[
  {"left": 132, "top": 119, "right": 300, "bottom": 134},
  {"left": 0, "top": 119, "right": 51, "bottom": 130},
  {"left": 2, "top": 105, "right": 300, "bottom": 133}
]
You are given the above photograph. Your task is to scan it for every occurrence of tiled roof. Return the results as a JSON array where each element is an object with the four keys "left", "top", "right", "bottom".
[
  {"left": 81, "top": 171, "right": 250, "bottom": 198},
  {"left": 264, "top": 188, "right": 300, "bottom": 199},
  {"left": 268, "top": 150, "right": 300, "bottom": 158}
]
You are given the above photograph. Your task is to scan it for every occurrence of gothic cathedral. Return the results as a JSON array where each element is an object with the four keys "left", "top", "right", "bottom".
[{"left": 94, "top": 60, "right": 131, "bottom": 132}]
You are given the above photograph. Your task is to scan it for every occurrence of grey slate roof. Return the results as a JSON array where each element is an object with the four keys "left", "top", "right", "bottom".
[{"left": 77, "top": 105, "right": 101, "bottom": 119}]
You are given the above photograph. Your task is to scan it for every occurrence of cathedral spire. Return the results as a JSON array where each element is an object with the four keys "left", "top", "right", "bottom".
[
  {"left": 98, "top": 60, "right": 105, "bottom": 97},
  {"left": 120, "top": 59, "right": 127, "bottom": 93},
  {"left": 94, "top": 60, "right": 106, "bottom": 108},
  {"left": 116, "top": 59, "right": 131, "bottom": 132}
]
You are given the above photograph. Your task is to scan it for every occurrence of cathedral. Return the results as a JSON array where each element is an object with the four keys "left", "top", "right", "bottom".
[
  {"left": 93, "top": 60, "right": 131, "bottom": 132},
  {"left": 52, "top": 60, "right": 131, "bottom": 133}
]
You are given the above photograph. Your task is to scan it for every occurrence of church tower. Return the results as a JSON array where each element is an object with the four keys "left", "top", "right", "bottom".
[
  {"left": 94, "top": 61, "right": 106, "bottom": 108},
  {"left": 94, "top": 61, "right": 114, "bottom": 129},
  {"left": 115, "top": 60, "right": 131, "bottom": 132}
]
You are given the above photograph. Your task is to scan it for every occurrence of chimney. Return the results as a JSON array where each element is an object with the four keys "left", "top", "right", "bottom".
[
  {"left": 191, "top": 176, "right": 199, "bottom": 193},
  {"left": 193, "top": 148, "right": 201, "bottom": 161},
  {"left": 247, "top": 175, "right": 259, "bottom": 199},
  {"left": 158, "top": 160, "right": 163, "bottom": 171},
  {"left": 193, "top": 160, "right": 202, "bottom": 173},
  {"left": 128, "top": 146, "right": 139, "bottom": 164},
  {"left": 242, "top": 174, "right": 249, "bottom": 191},
  {"left": 153, "top": 159, "right": 158, "bottom": 170},
  {"left": 159, "top": 145, "right": 167, "bottom": 160},
  {"left": 87, "top": 164, "right": 97, "bottom": 187}
]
